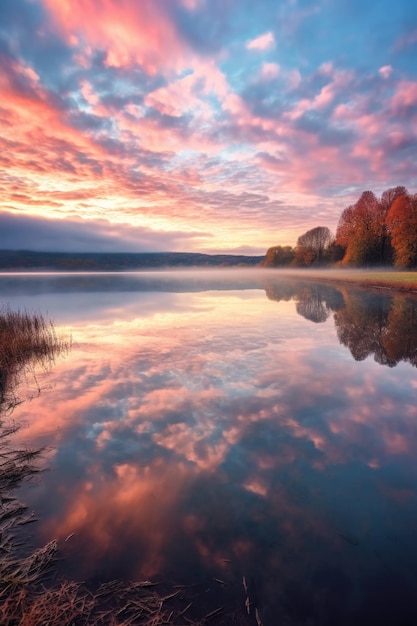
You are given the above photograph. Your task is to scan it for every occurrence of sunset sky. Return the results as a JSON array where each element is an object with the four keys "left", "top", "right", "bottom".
[{"left": 1, "top": 0, "right": 417, "bottom": 254}]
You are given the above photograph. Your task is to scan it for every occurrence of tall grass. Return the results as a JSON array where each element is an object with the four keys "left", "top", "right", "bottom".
[
  {"left": 0, "top": 307, "right": 68, "bottom": 412},
  {"left": 0, "top": 308, "right": 65, "bottom": 623}
]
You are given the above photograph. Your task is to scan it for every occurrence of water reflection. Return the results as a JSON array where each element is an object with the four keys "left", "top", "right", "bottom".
[
  {"left": 335, "top": 291, "right": 417, "bottom": 367},
  {"left": 4, "top": 271, "right": 417, "bottom": 625},
  {"left": 264, "top": 278, "right": 417, "bottom": 368}
]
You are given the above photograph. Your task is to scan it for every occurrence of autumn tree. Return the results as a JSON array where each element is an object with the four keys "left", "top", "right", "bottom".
[
  {"left": 335, "top": 191, "right": 385, "bottom": 265},
  {"left": 294, "top": 226, "right": 332, "bottom": 266},
  {"left": 386, "top": 193, "right": 417, "bottom": 267},
  {"left": 323, "top": 240, "right": 345, "bottom": 264},
  {"left": 263, "top": 245, "right": 295, "bottom": 267},
  {"left": 380, "top": 185, "right": 408, "bottom": 213},
  {"left": 378, "top": 186, "right": 408, "bottom": 263},
  {"left": 264, "top": 185, "right": 415, "bottom": 269}
]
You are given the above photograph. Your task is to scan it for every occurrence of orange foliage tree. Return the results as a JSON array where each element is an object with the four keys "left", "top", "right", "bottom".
[
  {"left": 263, "top": 245, "right": 295, "bottom": 267},
  {"left": 386, "top": 193, "right": 417, "bottom": 267},
  {"left": 378, "top": 186, "right": 408, "bottom": 263},
  {"left": 265, "top": 185, "right": 415, "bottom": 268},
  {"left": 335, "top": 191, "right": 385, "bottom": 265}
]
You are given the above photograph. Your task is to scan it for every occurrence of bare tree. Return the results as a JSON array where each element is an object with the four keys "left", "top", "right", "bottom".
[{"left": 295, "top": 226, "right": 332, "bottom": 266}]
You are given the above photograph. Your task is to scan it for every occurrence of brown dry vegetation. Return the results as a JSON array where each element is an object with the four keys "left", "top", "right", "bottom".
[{"left": 0, "top": 307, "right": 69, "bottom": 412}]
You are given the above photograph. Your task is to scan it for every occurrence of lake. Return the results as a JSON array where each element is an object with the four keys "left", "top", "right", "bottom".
[{"left": 3, "top": 269, "right": 417, "bottom": 625}]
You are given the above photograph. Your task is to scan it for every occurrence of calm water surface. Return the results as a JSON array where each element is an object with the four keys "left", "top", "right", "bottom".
[{"left": 3, "top": 270, "right": 417, "bottom": 625}]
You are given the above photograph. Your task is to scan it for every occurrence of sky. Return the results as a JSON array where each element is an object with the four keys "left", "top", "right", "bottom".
[{"left": 1, "top": 0, "right": 417, "bottom": 255}]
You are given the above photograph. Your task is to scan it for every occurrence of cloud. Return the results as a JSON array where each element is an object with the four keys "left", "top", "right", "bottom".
[
  {"left": 0, "top": 211, "right": 210, "bottom": 252},
  {"left": 246, "top": 32, "right": 275, "bottom": 51},
  {"left": 0, "top": 0, "right": 416, "bottom": 254},
  {"left": 379, "top": 65, "right": 393, "bottom": 79},
  {"left": 40, "top": 0, "right": 207, "bottom": 75},
  {"left": 259, "top": 62, "right": 280, "bottom": 81},
  {"left": 144, "top": 60, "right": 228, "bottom": 118}
]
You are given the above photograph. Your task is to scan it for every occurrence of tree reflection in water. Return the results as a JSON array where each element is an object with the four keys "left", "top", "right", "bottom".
[{"left": 265, "top": 279, "right": 417, "bottom": 368}]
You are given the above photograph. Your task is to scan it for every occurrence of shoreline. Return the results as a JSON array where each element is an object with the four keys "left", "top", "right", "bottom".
[{"left": 266, "top": 268, "right": 417, "bottom": 294}]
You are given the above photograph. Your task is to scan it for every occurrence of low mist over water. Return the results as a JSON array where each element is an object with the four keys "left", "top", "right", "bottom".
[{"left": 5, "top": 270, "right": 417, "bottom": 625}]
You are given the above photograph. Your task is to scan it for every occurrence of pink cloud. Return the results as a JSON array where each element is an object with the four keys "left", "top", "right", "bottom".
[
  {"left": 246, "top": 32, "right": 275, "bottom": 51},
  {"left": 41, "top": 0, "right": 193, "bottom": 74},
  {"left": 2, "top": 6, "right": 416, "bottom": 255},
  {"left": 80, "top": 80, "right": 99, "bottom": 107},
  {"left": 180, "top": 0, "right": 203, "bottom": 8},
  {"left": 390, "top": 80, "right": 417, "bottom": 114},
  {"left": 259, "top": 62, "right": 281, "bottom": 81},
  {"left": 289, "top": 68, "right": 354, "bottom": 119},
  {"left": 379, "top": 65, "right": 393, "bottom": 79},
  {"left": 144, "top": 61, "right": 228, "bottom": 118},
  {"left": 0, "top": 54, "right": 228, "bottom": 234}
]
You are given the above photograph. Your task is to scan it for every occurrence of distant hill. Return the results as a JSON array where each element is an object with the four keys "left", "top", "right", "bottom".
[{"left": 0, "top": 250, "right": 264, "bottom": 271}]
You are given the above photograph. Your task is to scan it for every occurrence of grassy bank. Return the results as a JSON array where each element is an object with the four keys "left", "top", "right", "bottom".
[{"left": 276, "top": 269, "right": 417, "bottom": 293}]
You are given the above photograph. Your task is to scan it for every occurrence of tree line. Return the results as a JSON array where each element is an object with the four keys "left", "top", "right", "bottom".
[{"left": 264, "top": 186, "right": 417, "bottom": 268}]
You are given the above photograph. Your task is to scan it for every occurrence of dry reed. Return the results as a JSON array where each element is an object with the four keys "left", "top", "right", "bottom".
[{"left": 0, "top": 306, "right": 69, "bottom": 412}]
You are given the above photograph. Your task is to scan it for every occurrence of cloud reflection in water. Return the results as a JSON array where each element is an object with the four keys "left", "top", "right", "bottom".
[{"left": 9, "top": 272, "right": 417, "bottom": 625}]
